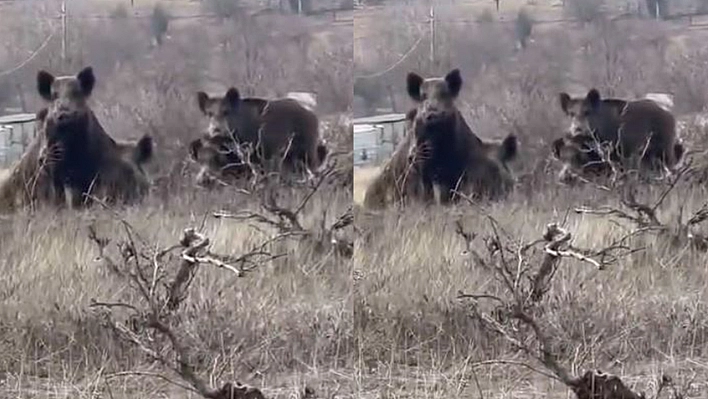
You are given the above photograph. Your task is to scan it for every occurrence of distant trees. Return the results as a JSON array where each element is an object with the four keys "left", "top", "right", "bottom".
[
  {"left": 564, "top": 0, "right": 605, "bottom": 23},
  {"left": 646, "top": 0, "right": 669, "bottom": 19},
  {"left": 515, "top": 8, "right": 533, "bottom": 50},
  {"left": 288, "top": 0, "right": 312, "bottom": 14},
  {"left": 205, "top": 0, "right": 241, "bottom": 19},
  {"left": 150, "top": 4, "right": 170, "bottom": 46}
]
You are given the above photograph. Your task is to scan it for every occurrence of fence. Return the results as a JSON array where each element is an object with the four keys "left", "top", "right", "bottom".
[
  {"left": 0, "top": 113, "right": 37, "bottom": 168},
  {"left": 353, "top": 113, "right": 406, "bottom": 166}
]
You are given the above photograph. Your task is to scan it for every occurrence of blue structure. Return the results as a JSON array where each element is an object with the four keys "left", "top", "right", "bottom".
[
  {"left": 0, "top": 113, "right": 37, "bottom": 167},
  {"left": 353, "top": 113, "right": 406, "bottom": 166}
]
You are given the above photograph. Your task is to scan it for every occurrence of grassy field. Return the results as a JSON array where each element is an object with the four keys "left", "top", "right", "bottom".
[
  {"left": 352, "top": 166, "right": 380, "bottom": 205},
  {"left": 0, "top": 184, "right": 354, "bottom": 398},
  {"left": 354, "top": 169, "right": 708, "bottom": 398}
]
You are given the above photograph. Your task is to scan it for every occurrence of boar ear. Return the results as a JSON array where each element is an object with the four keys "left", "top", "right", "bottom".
[
  {"left": 586, "top": 88, "right": 601, "bottom": 109},
  {"left": 77, "top": 66, "right": 96, "bottom": 97},
  {"left": 189, "top": 139, "right": 203, "bottom": 161},
  {"left": 444, "top": 69, "right": 462, "bottom": 98},
  {"left": 406, "top": 72, "right": 424, "bottom": 102},
  {"left": 552, "top": 137, "right": 565, "bottom": 159},
  {"left": 225, "top": 87, "right": 241, "bottom": 109},
  {"left": 133, "top": 135, "right": 154, "bottom": 165},
  {"left": 37, "top": 70, "right": 55, "bottom": 101},
  {"left": 674, "top": 142, "right": 685, "bottom": 163},
  {"left": 197, "top": 91, "right": 210, "bottom": 114},
  {"left": 498, "top": 134, "right": 518, "bottom": 163},
  {"left": 559, "top": 92, "right": 572, "bottom": 114}
]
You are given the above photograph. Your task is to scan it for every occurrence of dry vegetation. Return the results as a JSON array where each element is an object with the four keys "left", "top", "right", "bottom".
[
  {"left": 355, "top": 0, "right": 708, "bottom": 397},
  {"left": 0, "top": 0, "right": 353, "bottom": 397}
]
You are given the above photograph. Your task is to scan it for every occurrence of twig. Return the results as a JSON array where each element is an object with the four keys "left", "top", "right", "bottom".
[
  {"left": 457, "top": 217, "right": 648, "bottom": 399},
  {"left": 166, "top": 228, "right": 210, "bottom": 311},
  {"left": 103, "top": 370, "right": 202, "bottom": 395},
  {"left": 544, "top": 247, "right": 601, "bottom": 268},
  {"left": 90, "top": 222, "right": 269, "bottom": 399},
  {"left": 468, "top": 359, "right": 564, "bottom": 383},
  {"left": 89, "top": 300, "right": 141, "bottom": 313},
  {"left": 181, "top": 253, "right": 242, "bottom": 276}
]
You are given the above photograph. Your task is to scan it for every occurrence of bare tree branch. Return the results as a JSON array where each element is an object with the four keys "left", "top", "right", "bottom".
[
  {"left": 455, "top": 218, "right": 652, "bottom": 399},
  {"left": 89, "top": 218, "right": 271, "bottom": 399}
]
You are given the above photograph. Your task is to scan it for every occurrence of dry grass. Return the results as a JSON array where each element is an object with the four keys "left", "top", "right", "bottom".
[
  {"left": 0, "top": 185, "right": 354, "bottom": 398},
  {"left": 354, "top": 182, "right": 708, "bottom": 397},
  {"left": 353, "top": 165, "right": 380, "bottom": 205}
]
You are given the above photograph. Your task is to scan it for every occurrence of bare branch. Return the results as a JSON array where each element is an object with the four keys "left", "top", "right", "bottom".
[
  {"left": 89, "top": 220, "right": 270, "bottom": 399},
  {"left": 104, "top": 371, "right": 202, "bottom": 396},
  {"left": 166, "top": 228, "right": 211, "bottom": 311},
  {"left": 457, "top": 217, "right": 648, "bottom": 399},
  {"left": 576, "top": 167, "right": 708, "bottom": 253}
]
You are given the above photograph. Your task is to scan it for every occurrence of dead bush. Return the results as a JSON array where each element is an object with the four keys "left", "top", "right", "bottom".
[
  {"left": 565, "top": 0, "right": 606, "bottom": 23},
  {"left": 455, "top": 219, "right": 691, "bottom": 399}
]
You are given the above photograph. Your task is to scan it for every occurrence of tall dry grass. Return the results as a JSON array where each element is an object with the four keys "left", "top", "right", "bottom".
[
  {"left": 354, "top": 181, "right": 708, "bottom": 397},
  {"left": 352, "top": 165, "right": 380, "bottom": 205},
  {"left": 0, "top": 185, "right": 354, "bottom": 398}
]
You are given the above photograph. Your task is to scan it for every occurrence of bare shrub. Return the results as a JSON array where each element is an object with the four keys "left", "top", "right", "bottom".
[
  {"left": 576, "top": 21, "right": 666, "bottom": 96},
  {"left": 435, "top": 20, "right": 512, "bottom": 75},
  {"left": 110, "top": 3, "right": 129, "bottom": 19},
  {"left": 0, "top": 81, "right": 15, "bottom": 111},
  {"left": 576, "top": 166, "right": 708, "bottom": 252},
  {"left": 668, "top": 49, "right": 708, "bottom": 113},
  {"left": 204, "top": 0, "right": 242, "bottom": 19},
  {"left": 565, "top": 0, "right": 605, "bottom": 23},
  {"left": 700, "top": 0, "right": 708, "bottom": 12},
  {"left": 455, "top": 219, "right": 681, "bottom": 399},
  {"left": 288, "top": 0, "right": 313, "bottom": 14},
  {"left": 0, "top": 6, "right": 57, "bottom": 110},
  {"left": 82, "top": 172, "right": 346, "bottom": 393},
  {"left": 72, "top": 19, "right": 147, "bottom": 72},
  {"left": 311, "top": 45, "right": 353, "bottom": 113},
  {"left": 89, "top": 223, "right": 271, "bottom": 398},
  {"left": 339, "top": 0, "right": 355, "bottom": 9},
  {"left": 646, "top": 0, "right": 670, "bottom": 19},
  {"left": 150, "top": 4, "right": 170, "bottom": 46},
  {"left": 477, "top": 8, "right": 496, "bottom": 23},
  {"left": 515, "top": 8, "right": 534, "bottom": 49}
]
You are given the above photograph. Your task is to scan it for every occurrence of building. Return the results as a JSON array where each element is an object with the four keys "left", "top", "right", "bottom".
[
  {"left": 0, "top": 113, "right": 37, "bottom": 167},
  {"left": 352, "top": 112, "right": 407, "bottom": 166}
]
